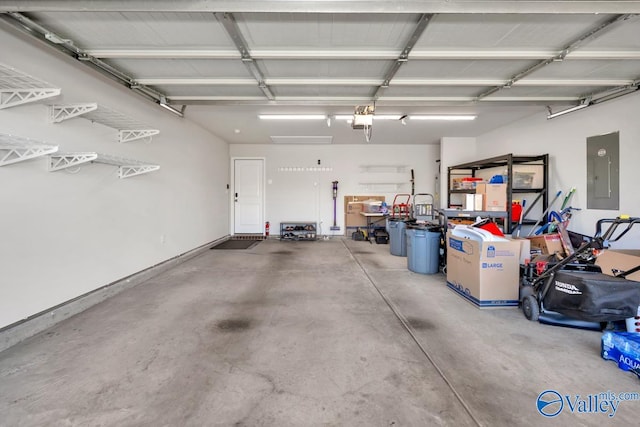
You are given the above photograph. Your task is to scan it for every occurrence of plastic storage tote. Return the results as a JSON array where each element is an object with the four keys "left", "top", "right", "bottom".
[{"left": 406, "top": 227, "right": 440, "bottom": 274}]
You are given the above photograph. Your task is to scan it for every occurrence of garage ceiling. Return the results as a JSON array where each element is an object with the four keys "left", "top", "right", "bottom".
[{"left": 1, "top": 1, "right": 640, "bottom": 144}]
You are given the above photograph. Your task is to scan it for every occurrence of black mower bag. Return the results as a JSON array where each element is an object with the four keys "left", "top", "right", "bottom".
[{"left": 543, "top": 270, "right": 640, "bottom": 322}]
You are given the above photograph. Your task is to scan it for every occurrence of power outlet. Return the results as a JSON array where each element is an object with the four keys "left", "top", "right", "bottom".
[{"left": 160, "top": 234, "right": 166, "bottom": 244}]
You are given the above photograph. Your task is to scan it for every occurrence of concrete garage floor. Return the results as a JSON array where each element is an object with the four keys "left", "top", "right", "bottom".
[{"left": 1, "top": 238, "right": 639, "bottom": 426}]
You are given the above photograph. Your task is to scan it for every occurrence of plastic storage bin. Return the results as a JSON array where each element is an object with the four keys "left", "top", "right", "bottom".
[
  {"left": 389, "top": 218, "right": 409, "bottom": 257},
  {"left": 406, "top": 226, "right": 440, "bottom": 274}
]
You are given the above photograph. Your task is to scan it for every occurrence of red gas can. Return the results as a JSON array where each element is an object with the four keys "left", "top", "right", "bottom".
[{"left": 511, "top": 202, "right": 523, "bottom": 222}]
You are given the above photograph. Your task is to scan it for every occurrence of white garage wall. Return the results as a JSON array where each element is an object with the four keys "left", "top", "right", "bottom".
[
  {"left": 475, "top": 93, "right": 640, "bottom": 248},
  {"left": 0, "top": 26, "right": 229, "bottom": 328},
  {"left": 438, "top": 137, "right": 478, "bottom": 209},
  {"left": 229, "top": 144, "right": 440, "bottom": 235}
]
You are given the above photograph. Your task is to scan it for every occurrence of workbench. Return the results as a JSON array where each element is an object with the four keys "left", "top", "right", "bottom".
[{"left": 360, "top": 212, "right": 388, "bottom": 243}]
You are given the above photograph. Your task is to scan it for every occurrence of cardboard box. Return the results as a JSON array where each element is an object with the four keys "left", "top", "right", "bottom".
[
  {"left": 475, "top": 183, "right": 507, "bottom": 211},
  {"left": 344, "top": 195, "right": 385, "bottom": 233},
  {"left": 595, "top": 250, "right": 640, "bottom": 281},
  {"left": 527, "top": 233, "right": 565, "bottom": 256},
  {"left": 508, "top": 236, "right": 532, "bottom": 265},
  {"left": 464, "top": 194, "right": 484, "bottom": 211},
  {"left": 446, "top": 231, "right": 521, "bottom": 308},
  {"left": 362, "top": 199, "right": 383, "bottom": 213}
]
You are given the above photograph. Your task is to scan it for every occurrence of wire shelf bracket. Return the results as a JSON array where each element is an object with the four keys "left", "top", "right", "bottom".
[
  {"left": 0, "top": 133, "right": 59, "bottom": 166},
  {"left": 49, "top": 152, "right": 160, "bottom": 179},
  {"left": 49, "top": 103, "right": 98, "bottom": 122},
  {"left": 49, "top": 103, "right": 160, "bottom": 143},
  {"left": 0, "top": 63, "right": 61, "bottom": 110}
]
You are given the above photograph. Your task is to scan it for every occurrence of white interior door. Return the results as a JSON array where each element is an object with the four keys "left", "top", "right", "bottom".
[{"left": 234, "top": 159, "right": 264, "bottom": 234}]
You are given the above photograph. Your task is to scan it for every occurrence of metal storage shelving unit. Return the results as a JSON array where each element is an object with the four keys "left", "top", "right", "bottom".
[
  {"left": 446, "top": 153, "right": 548, "bottom": 234},
  {"left": 49, "top": 103, "right": 160, "bottom": 143},
  {"left": 280, "top": 222, "right": 317, "bottom": 241}
]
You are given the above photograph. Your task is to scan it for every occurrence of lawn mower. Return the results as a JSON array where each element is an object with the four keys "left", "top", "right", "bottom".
[{"left": 520, "top": 216, "right": 640, "bottom": 330}]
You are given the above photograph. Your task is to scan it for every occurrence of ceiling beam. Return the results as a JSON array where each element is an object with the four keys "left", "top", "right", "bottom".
[
  {"left": 87, "top": 48, "right": 640, "bottom": 61},
  {"left": 372, "top": 13, "right": 434, "bottom": 100},
  {"left": 3, "top": 1, "right": 640, "bottom": 14},
  {"left": 168, "top": 95, "right": 579, "bottom": 106},
  {"left": 476, "top": 13, "right": 635, "bottom": 100},
  {"left": 137, "top": 77, "right": 634, "bottom": 87},
  {"left": 213, "top": 11, "right": 273, "bottom": 100}
]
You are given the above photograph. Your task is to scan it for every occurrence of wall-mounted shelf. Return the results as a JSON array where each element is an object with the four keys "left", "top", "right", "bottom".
[
  {"left": 359, "top": 182, "right": 407, "bottom": 192},
  {"left": 0, "top": 63, "right": 61, "bottom": 110},
  {"left": 359, "top": 165, "right": 408, "bottom": 173},
  {"left": 49, "top": 103, "right": 160, "bottom": 143},
  {"left": 0, "top": 133, "right": 58, "bottom": 166},
  {"left": 49, "top": 152, "right": 160, "bottom": 179}
]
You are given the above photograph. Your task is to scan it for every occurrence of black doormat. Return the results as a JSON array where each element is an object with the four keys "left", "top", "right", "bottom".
[{"left": 211, "top": 239, "right": 261, "bottom": 250}]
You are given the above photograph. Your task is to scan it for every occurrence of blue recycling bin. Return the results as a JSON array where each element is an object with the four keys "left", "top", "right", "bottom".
[
  {"left": 389, "top": 218, "right": 409, "bottom": 257},
  {"left": 406, "top": 226, "right": 440, "bottom": 274}
]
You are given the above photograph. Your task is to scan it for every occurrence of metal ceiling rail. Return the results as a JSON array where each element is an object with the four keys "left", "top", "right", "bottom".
[
  {"left": 214, "top": 12, "right": 274, "bottom": 100},
  {"left": 48, "top": 152, "right": 160, "bottom": 179},
  {"left": 86, "top": 48, "right": 640, "bottom": 61},
  {"left": 372, "top": 13, "right": 434, "bottom": 100},
  {"left": 49, "top": 103, "right": 160, "bottom": 143},
  {"left": 3, "top": 1, "right": 640, "bottom": 14},
  {"left": 588, "top": 79, "right": 640, "bottom": 104},
  {"left": 140, "top": 77, "right": 633, "bottom": 87},
  {"left": 0, "top": 12, "right": 181, "bottom": 114},
  {"left": 0, "top": 133, "right": 58, "bottom": 166},
  {"left": 476, "top": 13, "right": 635, "bottom": 101},
  {"left": 167, "top": 95, "right": 580, "bottom": 105},
  {"left": 0, "top": 63, "right": 61, "bottom": 109}
]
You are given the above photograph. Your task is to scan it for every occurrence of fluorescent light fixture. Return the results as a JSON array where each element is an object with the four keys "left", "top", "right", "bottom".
[
  {"left": 258, "top": 114, "right": 327, "bottom": 120},
  {"left": 371, "top": 115, "right": 402, "bottom": 120},
  {"left": 546, "top": 102, "right": 589, "bottom": 119},
  {"left": 334, "top": 114, "right": 402, "bottom": 120},
  {"left": 409, "top": 115, "right": 476, "bottom": 121}
]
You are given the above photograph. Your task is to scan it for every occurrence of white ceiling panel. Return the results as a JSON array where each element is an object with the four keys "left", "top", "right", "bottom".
[
  {"left": 236, "top": 13, "right": 420, "bottom": 50},
  {"left": 383, "top": 86, "right": 486, "bottom": 98},
  {"left": 396, "top": 59, "right": 539, "bottom": 80},
  {"left": 580, "top": 15, "right": 640, "bottom": 50},
  {"left": 258, "top": 59, "right": 391, "bottom": 79},
  {"left": 271, "top": 86, "right": 374, "bottom": 98},
  {"left": 486, "top": 86, "right": 606, "bottom": 98},
  {"left": 152, "top": 85, "right": 265, "bottom": 97},
  {"left": 29, "top": 11, "right": 229, "bottom": 48},
  {"left": 526, "top": 60, "right": 640, "bottom": 79},
  {"left": 416, "top": 14, "right": 607, "bottom": 49},
  {"left": 103, "top": 59, "right": 252, "bottom": 79}
]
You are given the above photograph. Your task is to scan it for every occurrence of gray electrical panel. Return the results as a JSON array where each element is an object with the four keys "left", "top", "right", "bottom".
[{"left": 587, "top": 132, "right": 619, "bottom": 210}]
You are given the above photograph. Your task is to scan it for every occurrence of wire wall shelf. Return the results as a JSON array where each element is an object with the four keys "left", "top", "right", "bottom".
[{"left": 49, "top": 103, "right": 160, "bottom": 142}]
